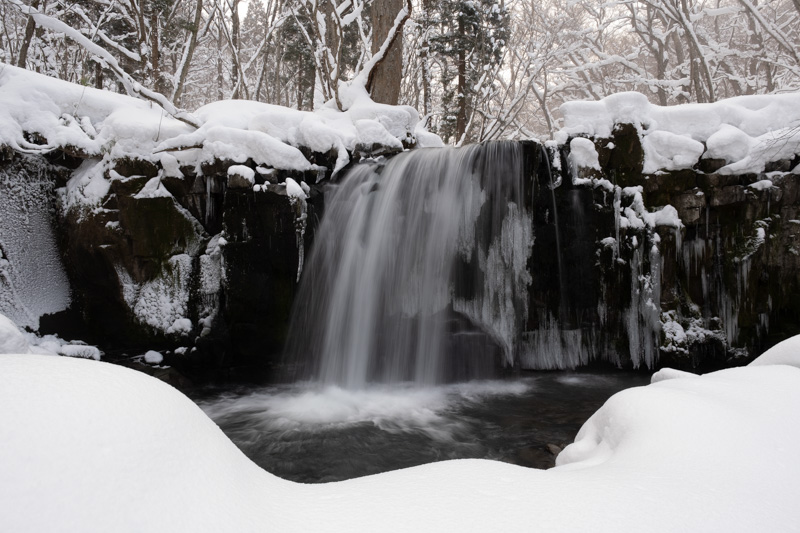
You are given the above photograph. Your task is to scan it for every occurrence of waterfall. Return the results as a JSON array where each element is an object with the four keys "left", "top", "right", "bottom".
[{"left": 284, "top": 142, "right": 532, "bottom": 388}]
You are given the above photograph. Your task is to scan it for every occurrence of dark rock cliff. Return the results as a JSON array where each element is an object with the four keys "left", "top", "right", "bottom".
[
  {"left": 52, "top": 155, "right": 334, "bottom": 381},
  {"left": 2, "top": 129, "right": 798, "bottom": 380},
  {"left": 531, "top": 125, "right": 800, "bottom": 370}
]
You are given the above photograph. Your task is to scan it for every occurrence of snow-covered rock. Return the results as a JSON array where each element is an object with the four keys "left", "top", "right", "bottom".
[
  {"left": 227, "top": 165, "right": 255, "bottom": 189},
  {"left": 143, "top": 350, "right": 164, "bottom": 364},
  {"left": 59, "top": 344, "right": 101, "bottom": 361},
  {"left": 0, "top": 64, "right": 436, "bottom": 180},
  {"left": 561, "top": 91, "right": 800, "bottom": 175},
  {"left": 133, "top": 176, "right": 172, "bottom": 199},
  {"left": 0, "top": 313, "right": 30, "bottom": 354},
  {"left": 1, "top": 315, "right": 105, "bottom": 359},
  {"left": 2, "top": 336, "right": 800, "bottom": 532}
]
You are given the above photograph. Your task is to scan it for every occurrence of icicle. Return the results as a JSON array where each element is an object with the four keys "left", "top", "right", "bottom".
[
  {"left": 613, "top": 186, "right": 622, "bottom": 261},
  {"left": 205, "top": 175, "right": 215, "bottom": 226},
  {"left": 285, "top": 178, "right": 308, "bottom": 283},
  {"left": 625, "top": 235, "right": 662, "bottom": 369}
]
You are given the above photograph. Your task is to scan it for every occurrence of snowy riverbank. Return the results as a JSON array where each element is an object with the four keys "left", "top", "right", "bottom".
[{"left": 2, "top": 336, "right": 800, "bottom": 532}]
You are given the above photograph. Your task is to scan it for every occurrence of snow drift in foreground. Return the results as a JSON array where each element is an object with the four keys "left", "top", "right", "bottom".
[
  {"left": 2, "top": 337, "right": 800, "bottom": 532},
  {"left": 0, "top": 311, "right": 101, "bottom": 359},
  {"left": 560, "top": 91, "right": 800, "bottom": 175},
  {"left": 0, "top": 65, "right": 438, "bottom": 176}
]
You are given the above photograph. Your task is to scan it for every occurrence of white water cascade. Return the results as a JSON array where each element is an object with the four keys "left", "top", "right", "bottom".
[{"left": 285, "top": 142, "right": 533, "bottom": 388}]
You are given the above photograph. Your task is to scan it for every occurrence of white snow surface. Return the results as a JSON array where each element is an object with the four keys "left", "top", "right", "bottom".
[
  {"left": 0, "top": 313, "right": 30, "bottom": 353},
  {"left": 749, "top": 179, "right": 775, "bottom": 191},
  {"left": 133, "top": 176, "right": 172, "bottom": 199},
  {"left": 284, "top": 177, "right": 306, "bottom": 200},
  {"left": 227, "top": 164, "right": 255, "bottom": 184},
  {"left": 619, "top": 186, "right": 683, "bottom": 229},
  {"left": 568, "top": 137, "right": 601, "bottom": 170},
  {"left": 1, "top": 312, "right": 104, "bottom": 359},
  {"left": 0, "top": 65, "right": 434, "bottom": 178},
  {"left": 561, "top": 91, "right": 800, "bottom": 175},
  {"left": 749, "top": 334, "right": 800, "bottom": 369},
  {"left": 3, "top": 336, "right": 800, "bottom": 532},
  {"left": 143, "top": 350, "right": 164, "bottom": 364},
  {"left": 58, "top": 344, "right": 101, "bottom": 361}
]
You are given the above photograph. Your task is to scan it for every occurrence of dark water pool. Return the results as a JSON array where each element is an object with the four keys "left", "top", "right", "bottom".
[{"left": 190, "top": 372, "right": 650, "bottom": 483}]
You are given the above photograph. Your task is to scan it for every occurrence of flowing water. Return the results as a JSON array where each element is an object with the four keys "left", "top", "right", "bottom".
[
  {"left": 200, "top": 142, "right": 651, "bottom": 483},
  {"left": 194, "top": 372, "right": 650, "bottom": 483},
  {"left": 284, "top": 142, "right": 532, "bottom": 387}
]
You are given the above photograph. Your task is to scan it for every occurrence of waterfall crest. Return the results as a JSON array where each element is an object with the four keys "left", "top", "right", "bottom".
[{"left": 285, "top": 142, "right": 533, "bottom": 388}]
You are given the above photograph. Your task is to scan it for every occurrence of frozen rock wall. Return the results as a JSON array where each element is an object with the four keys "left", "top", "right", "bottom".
[
  {"left": 53, "top": 152, "right": 326, "bottom": 380},
  {"left": 0, "top": 155, "right": 71, "bottom": 329},
  {"left": 528, "top": 122, "right": 800, "bottom": 370}
]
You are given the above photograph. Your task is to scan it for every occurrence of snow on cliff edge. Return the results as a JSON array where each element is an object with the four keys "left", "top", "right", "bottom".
[
  {"left": 0, "top": 64, "right": 436, "bottom": 176},
  {"left": 2, "top": 335, "right": 800, "bottom": 532},
  {"left": 560, "top": 91, "right": 800, "bottom": 175}
]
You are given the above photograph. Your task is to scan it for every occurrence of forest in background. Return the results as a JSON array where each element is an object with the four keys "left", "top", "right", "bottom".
[{"left": 2, "top": 0, "right": 799, "bottom": 144}]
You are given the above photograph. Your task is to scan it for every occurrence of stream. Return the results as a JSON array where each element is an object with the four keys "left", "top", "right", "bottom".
[{"left": 191, "top": 371, "right": 650, "bottom": 483}]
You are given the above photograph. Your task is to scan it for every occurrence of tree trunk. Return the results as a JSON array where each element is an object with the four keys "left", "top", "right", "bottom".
[
  {"left": 456, "top": 12, "right": 467, "bottom": 143},
  {"left": 172, "top": 0, "right": 203, "bottom": 104},
  {"left": 94, "top": 60, "right": 103, "bottom": 89},
  {"left": 231, "top": 0, "right": 241, "bottom": 98},
  {"left": 16, "top": 0, "right": 40, "bottom": 68},
  {"left": 151, "top": 11, "right": 165, "bottom": 94},
  {"left": 217, "top": 29, "right": 225, "bottom": 100},
  {"left": 368, "top": 0, "right": 404, "bottom": 104},
  {"left": 421, "top": 0, "right": 432, "bottom": 115}
]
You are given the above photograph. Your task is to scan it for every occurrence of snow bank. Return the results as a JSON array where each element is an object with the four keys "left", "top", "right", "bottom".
[
  {"left": 2, "top": 335, "right": 800, "bottom": 532},
  {"left": 1, "top": 311, "right": 104, "bottom": 359},
  {"left": 58, "top": 343, "right": 101, "bottom": 360},
  {"left": 749, "top": 334, "right": 800, "bottom": 369},
  {"left": 0, "top": 65, "right": 435, "bottom": 178},
  {"left": 561, "top": 91, "right": 800, "bottom": 175},
  {"left": 0, "top": 313, "right": 30, "bottom": 353}
]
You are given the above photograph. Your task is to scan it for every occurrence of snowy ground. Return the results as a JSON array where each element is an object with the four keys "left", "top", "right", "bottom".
[
  {"left": 0, "top": 312, "right": 101, "bottom": 360},
  {"left": 2, "top": 335, "right": 800, "bottom": 532}
]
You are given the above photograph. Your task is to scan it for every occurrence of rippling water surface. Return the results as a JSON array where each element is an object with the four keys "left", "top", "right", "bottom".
[{"left": 191, "top": 372, "right": 650, "bottom": 483}]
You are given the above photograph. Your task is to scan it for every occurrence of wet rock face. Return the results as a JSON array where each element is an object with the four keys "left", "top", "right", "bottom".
[
  {"left": 60, "top": 164, "right": 208, "bottom": 350},
  {"left": 194, "top": 184, "right": 322, "bottom": 380},
  {"left": 52, "top": 154, "right": 324, "bottom": 380},
  {"left": 7, "top": 127, "right": 797, "bottom": 378},
  {"left": 537, "top": 125, "right": 800, "bottom": 370}
]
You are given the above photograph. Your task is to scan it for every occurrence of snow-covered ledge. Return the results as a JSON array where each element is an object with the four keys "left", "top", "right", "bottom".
[
  {"left": 0, "top": 64, "right": 441, "bottom": 178},
  {"left": 559, "top": 91, "right": 800, "bottom": 177},
  {"left": 2, "top": 336, "right": 800, "bottom": 532}
]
